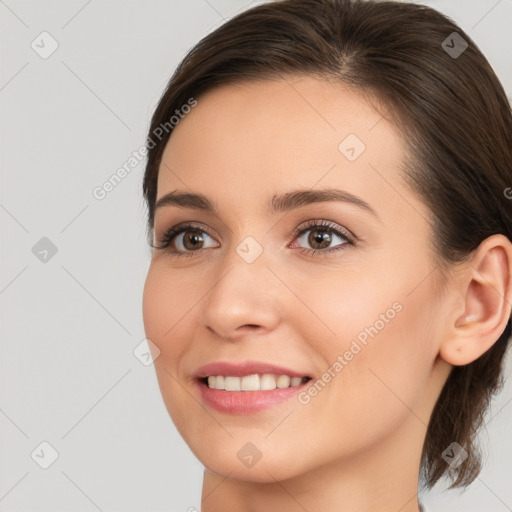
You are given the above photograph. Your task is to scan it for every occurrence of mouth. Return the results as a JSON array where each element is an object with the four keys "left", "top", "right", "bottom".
[
  {"left": 195, "top": 373, "right": 313, "bottom": 414},
  {"left": 199, "top": 374, "right": 312, "bottom": 391},
  {"left": 193, "top": 361, "right": 314, "bottom": 413}
]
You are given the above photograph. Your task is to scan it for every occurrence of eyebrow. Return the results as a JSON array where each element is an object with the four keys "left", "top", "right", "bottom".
[{"left": 154, "top": 188, "right": 378, "bottom": 218}]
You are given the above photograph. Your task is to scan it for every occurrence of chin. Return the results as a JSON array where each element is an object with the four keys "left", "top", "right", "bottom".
[
  {"left": 203, "top": 457, "right": 304, "bottom": 484},
  {"left": 190, "top": 437, "right": 315, "bottom": 484}
]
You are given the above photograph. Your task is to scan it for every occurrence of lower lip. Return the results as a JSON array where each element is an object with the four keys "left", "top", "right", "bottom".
[{"left": 196, "top": 379, "right": 309, "bottom": 414}]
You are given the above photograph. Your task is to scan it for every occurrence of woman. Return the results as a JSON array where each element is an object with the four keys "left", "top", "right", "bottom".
[{"left": 141, "top": 1, "right": 512, "bottom": 510}]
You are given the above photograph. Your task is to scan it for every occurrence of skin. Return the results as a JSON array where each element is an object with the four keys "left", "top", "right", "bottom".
[{"left": 142, "top": 76, "right": 512, "bottom": 512}]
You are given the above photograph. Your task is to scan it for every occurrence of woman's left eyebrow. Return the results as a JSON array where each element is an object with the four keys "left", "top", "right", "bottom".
[
  {"left": 269, "top": 189, "right": 378, "bottom": 218},
  {"left": 155, "top": 188, "right": 379, "bottom": 220}
]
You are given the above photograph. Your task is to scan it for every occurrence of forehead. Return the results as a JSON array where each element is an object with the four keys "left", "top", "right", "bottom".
[
  {"left": 161, "top": 76, "right": 391, "bottom": 168},
  {"left": 156, "top": 76, "right": 428, "bottom": 224}
]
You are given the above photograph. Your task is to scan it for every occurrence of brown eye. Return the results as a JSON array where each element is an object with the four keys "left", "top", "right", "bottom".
[
  {"left": 155, "top": 222, "right": 218, "bottom": 257},
  {"left": 289, "top": 219, "right": 356, "bottom": 257},
  {"left": 181, "top": 230, "right": 206, "bottom": 251},
  {"left": 294, "top": 223, "right": 352, "bottom": 254},
  {"left": 306, "top": 229, "right": 333, "bottom": 250}
]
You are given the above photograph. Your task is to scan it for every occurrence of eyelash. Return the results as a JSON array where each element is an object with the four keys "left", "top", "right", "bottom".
[{"left": 153, "top": 219, "right": 356, "bottom": 259}]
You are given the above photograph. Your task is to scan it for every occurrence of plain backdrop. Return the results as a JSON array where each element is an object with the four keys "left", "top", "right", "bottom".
[{"left": 1, "top": 1, "right": 511, "bottom": 511}]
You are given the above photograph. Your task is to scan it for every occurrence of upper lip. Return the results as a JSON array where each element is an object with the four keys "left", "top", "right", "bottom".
[{"left": 194, "top": 361, "right": 311, "bottom": 379}]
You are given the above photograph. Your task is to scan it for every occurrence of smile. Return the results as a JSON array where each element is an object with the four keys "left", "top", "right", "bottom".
[
  {"left": 204, "top": 374, "right": 311, "bottom": 391},
  {"left": 194, "top": 360, "right": 313, "bottom": 414},
  {"left": 197, "top": 376, "right": 312, "bottom": 414}
]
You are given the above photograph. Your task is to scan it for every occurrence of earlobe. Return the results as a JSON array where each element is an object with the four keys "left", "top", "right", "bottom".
[{"left": 439, "top": 234, "right": 512, "bottom": 367}]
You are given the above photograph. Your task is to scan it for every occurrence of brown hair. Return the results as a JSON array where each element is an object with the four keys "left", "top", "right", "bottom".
[{"left": 142, "top": 0, "right": 512, "bottom": 490}]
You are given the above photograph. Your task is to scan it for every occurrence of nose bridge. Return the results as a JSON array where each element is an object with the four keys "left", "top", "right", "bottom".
[{"left": 201, "top": 234, "right": 280, "bottom": 337}]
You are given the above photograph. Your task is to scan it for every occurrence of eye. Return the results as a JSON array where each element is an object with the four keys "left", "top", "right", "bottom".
[
  {"left": 153, "top": 219, "right": 356, "bottom": 258},
  {"left": 152, "top": 222, "right": 218, "bottom": 258},
  {"left": 289, "top": 219, "right": 355, "bottom": 256}
]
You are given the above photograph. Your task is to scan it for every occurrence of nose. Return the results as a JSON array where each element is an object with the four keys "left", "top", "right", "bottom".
[{"left": 201, "top": 249, "right": 281, "bottom": 341}]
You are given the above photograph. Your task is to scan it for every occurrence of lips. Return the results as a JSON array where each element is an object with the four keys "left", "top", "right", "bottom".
[
  {"left": 191, "top": 360, "right": 313, "bottom": 413},
  {"left": 194, "top": 360, "right": 312, "bottom": 380}
]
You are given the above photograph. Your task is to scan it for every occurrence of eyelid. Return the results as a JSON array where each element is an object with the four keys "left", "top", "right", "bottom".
[
  {"left": 153, "top": 221, "right": 218, "bottom": 250},
  {"left": 289, "top": 218, "right": 356, "bottom": 246},
  {"left": 154, "top": 218, "right": 357, "bottom": 256}
]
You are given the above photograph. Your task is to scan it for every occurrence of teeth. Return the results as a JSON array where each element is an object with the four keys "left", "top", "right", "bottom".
[
  {"left": 276, "top": 375, "right": 291, "bottom": 388},
  {"left": 215, "top": 375, "right": 224, "bottom": 389},
  {"left": 261, "top": 374, "right": 276, "bottom": 390},
  {"left": 205, "top": 374, "right": 309, "bottom": 391},
  {"left": 241, "top": 374, "right": 260, "bottom": 390},
  {"left": 225, "top": 376, "right": 241, "bottom": 391},
  {"left": 290, "top": 376, "right": 303, "bottom": 386}
]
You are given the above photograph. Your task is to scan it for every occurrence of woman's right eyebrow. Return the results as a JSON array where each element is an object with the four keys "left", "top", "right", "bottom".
[{"left": 155, "top": 188, "right": 380, "bottom": 220}]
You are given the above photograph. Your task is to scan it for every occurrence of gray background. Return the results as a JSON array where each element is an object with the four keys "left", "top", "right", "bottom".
[{"left": 1, "top": 1, "right": 511, "bottom": 511}]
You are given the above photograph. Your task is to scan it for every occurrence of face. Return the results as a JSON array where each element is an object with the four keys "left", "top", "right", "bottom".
[{"left": 142, "top": 76, "right": 451, "bottom": 483}]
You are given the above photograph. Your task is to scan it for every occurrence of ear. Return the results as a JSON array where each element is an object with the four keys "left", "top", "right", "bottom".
[{"left": 439, "top": 234, "right": 512, "bottom": 366}]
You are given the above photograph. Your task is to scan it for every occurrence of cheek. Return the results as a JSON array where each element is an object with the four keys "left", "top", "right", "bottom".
[
  {"left": 292, "top": 267, "right": 401, "bottom": 354},
  {"left": 141, "top": 267, "right": 194, "bottom": 421},
  {"left": 302, "top": 268, "right": 436, "bottom": 429},
  {"left": 142, "top": 266, "right": 200, "bottom": 433},
  {"left": 142, "top": 265, "right": 198, "bottom": 354},
  {"left": 142, "top": 268, "right": 168, "bottom": 350}
]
